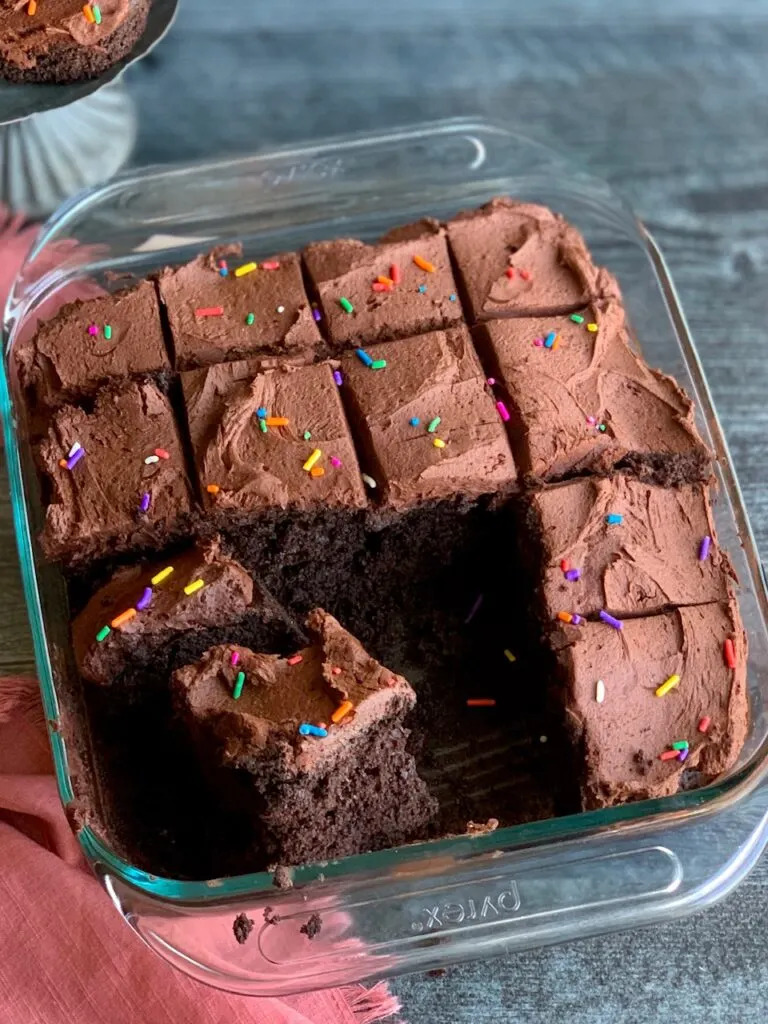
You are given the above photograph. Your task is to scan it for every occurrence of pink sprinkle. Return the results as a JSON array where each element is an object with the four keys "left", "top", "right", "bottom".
[
  {"left": 533, "top": 338, "right": 544, "bottom": 347},
  {"left": 330, "top": 457, "right": 342, "bottom": 467},
  {"left": 231, "top": 651, "right": 240, "bottom": 667},
  {"left": 486, "top": 377, "right": 496, "bottom": 386},
  {"left": 87, "top": 324, "right": 98, "bottom": 336},
  {"left": 262, "top": 261, "right": 280, "bottom": 270},
  {"left": 586, "top": 416, "right": 596, "bottom": 425},
  {"left": 135, "top": 587, "right": 153, "bottom": 611},
  {"left": 331, "top": 666, "right": 342, "bottom": 676},
  {"left": 496, "top": 401, "right": 510, "bottom": 423},
  {"left": 140, "top": 492, "right": 151, "bottom": 513},
  {"left": 287, "top": 654, "right": 303, "bottom": 666}
]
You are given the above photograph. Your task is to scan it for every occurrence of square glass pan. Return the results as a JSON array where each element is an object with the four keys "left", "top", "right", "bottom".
[{"left": 3, "top": 119, "right": 768, "bottom": 996}]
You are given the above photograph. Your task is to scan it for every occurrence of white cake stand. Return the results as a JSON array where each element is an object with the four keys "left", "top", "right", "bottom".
[{"left": 0, "top": 0, "right": 178, "bottom": 219}]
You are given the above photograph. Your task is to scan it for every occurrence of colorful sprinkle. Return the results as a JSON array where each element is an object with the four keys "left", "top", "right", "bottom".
[
  {"left": 362, "top": 473, "right": 377, "bottom": 489},
  {"left": 570, "top": 314, "right": 585, "bottom": 324},
  {"left": 303, "top": 431, "right": 312, "bottom": 441},
  {"left": 92, "top": 4, "right": 102, "bottom": 24},
  {"left": 332, "top": 701, "right": 354, "bottom": 724},
  {"left": 533, "top": 338, "right": 544, "bottom": 347},
  {"left": 262, "top": 261, "right": 280, "bottom": 270},
  {"left": 256, "top": 407, "right": 267, "bottom": 418},
  {"left": 655, "top": 674, "right": 681, "bottom": 698},
  {"left": 67, "top": 442, "right": 82, "bottom": 458},
  {"left": 154, "top": 449, "right": 170, "bottom": 460},
  {"left": 699, "top": 536, "right": 712, "bottom": 561},
  {"left": 235, "top": 262, "right": 257, "bottom": 277},
  {"left": 372, "top": 283, "right": 391, "bottom": 293},
  {"left": 103, "top": 324, "right": 112, "bottom": 340},
  {"left": 724, "top": 638, "right": 736, "bottom": 669},
  {"left": 599, "top": 610, "right": 623, "bottom": 630},
  {"left": 598, "top": 424, "right": 607, "bottom": 432},
  {"left": 95, "top": 625, "right": 110, "bottom": 642},
  {"left": 258, "top": 417, "right": 268, "bottom": 432},
  {"left": 449, "top": 293, "right": 457, "bottom": 302},
  {"left": 231, "top": 651, "right": 240, "bottom": 667},
  {"left": 356, "top": 349, "right": 374, "bottom": 367},
  {"left": 551, "top": 336, "right": 561, "bottom": 351},
  {"left": 433, "top": 438, "right": 446, "bottom": 449},
  {"left": 544, "top": 331, "right": 557, "bottom": 349},
  {"left": 206, "top": 484, "right": 220, "bottom": 495},
  {"left": 219, "top": 267, "right": 229, "bottom": 277},
  {"left": 303, "top": 449, "right": 322, "bottom": 472},
  {"left": 486, "top": 378, "right": 496, "bottom": 387},
  {"left": 331, "top": 666, "right": 342, "bottom": 676},
  {"left": 377, "top": 276, "right": 394, "bottom": 287},
  {"left": 333, "top": 371, "right": 343, "bottom": 386},
  {"left": 277, "top": 305, "right": 285, "bottom": 314},
  {"left": 233, "top": 671, "right": 246, "bottom": 700},
  {"left": 330, "top": 456, "right": 342, "bottom": 467},
  {"left": 246, "top": 313, "right": 255, "bottom": 325},
  {"left": 671, "top": 740, "right": 689, "bottom": 751},
  {"left": 339, "top": 297, "right": 354, "bottom": 314},
  {"left": 565, "top": 569, "right": 581, "bottom": 582},
  {"left": 505, "top": 267, "right": 515, "bottom": 279},
  {"left": 496, "top": 401, "right": 511, "bottom": 423},
  {"left": 151, "top": 566, "right": 174, "bottom": 585},
  {"left": 557, "top": 611, "right": 577, "bottom": 624},
  {"left": 418, "top": 285, "right": 427, "bottom": 294},
  {"left": 140, "top": 492, "right": 151, "bottom": 513},
  {"left": 504, "top": 649, "right": 516, "bottom": 663},
  {"left": 467, "top": 699, "right": 497, "bottom": 707},
  {"left": 136, "top": 587, "right": 153, "bottom": 611},
  {"left": 266, "top": 417, "right": 289, "bottom": 427},
  {"left": 195, "top": 306, "right": 224, "bottom": 317},
  {"left": 427, "top": 417, "right": 441, "bottom": 433},
  {"left": 83, "top": 4, "right": 95, "bottom": 24},
  {"left": 698, "top": 716, "right": 712, "bottom": 733},
  {"left": 410, "top": 417, "right": 421, "bottom": 427},
  {"left": 390, "top": 264, "right": 401, "bottom": 284},
  {"left": 606, "top": 513, "right": 623, "bottom": 525},
  {"left": 595, "top": 679, "right": 605, "bottom": 703},
  {"left": 313, "top": 308, "right": 322, "bottom": 322},
  {"left": 678, "top": 747, "right": 689, "bottom": 762},
  {"left": 299, "top": 723, "right": 328, "bottom": 738},
  {"left": 144, "top": 455, "right": 160, "bottom": 465},
  {"left": 184, "top": 579, "right": 205, "bottom": 596},
  {"left": 659, "top": 749, "right": 679, "bottom": 761},
  {"left": 586, "top": 416, "right": 596, "bottom": 425},
  {"left": 371, "top": 359, "right": 387, "bottom": 370},
  {"left": 27, "top": 1, "right": 37, "bottom": 14},
  {"left": 413, "top": 255, "right": 435, "bottom": 273},
  {"left": 66, "top": 447, "right": 85, "bottom": 470},
  {"left": 587, "top": 323, "right": 598, "bottom": 333},
  {"left": 287, "top": 654, "right": 303, "bottom": 666},
  {"left": 310, "top": 466, "right": 325, "bottom": 477},
  {"left": 520, "top": 269, "right": 531, "bottom": 281},
  {"left": 111, "top": 608, "right": 137, "bottom": 629},
  {"left": 464, "top": 593, "right": 483, "bottom": 624},
  {"left": 560, "top": 559, "right": 570, "bottom": 573}
]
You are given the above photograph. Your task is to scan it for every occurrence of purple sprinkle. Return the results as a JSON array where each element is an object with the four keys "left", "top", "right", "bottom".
[
  {"left": 66, "top": 447, "right": 86, "bottom": 470},
  {"left": 312, "top": 308, "right": 322, "bottom": 322},
  {"left": 330, "top": 456, "right": 342, "bottom": 467},
  {"left": 599, "top": 609, "right": 623, "bottom": 630},
  {"left": 571, "top": 614, "right": 584, "bottom": 626},
  {"left": 565, "top": 569, "right": 581, "bottom": 582},
  {"left": 699, "top": 536, "right": 712, "bottom": 561},
  {"left": 464, "top": 593, "right": 484, "bottom": 625},
  {"left": 678, "top": 747, "right": 689, "bottom": 762},
  {"left": 135, "top": 587, "right": 153, "bottom": 611},
  {"left": 333, "top": 370, "right": 343, "bottom": 386},
  {"left": 140, "top": 492, "right": 151, "bottom": 513}
]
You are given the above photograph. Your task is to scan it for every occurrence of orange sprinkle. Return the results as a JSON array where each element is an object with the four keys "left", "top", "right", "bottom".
[
  {"left": 59, "top": 459, "right": 67, "bottom": 468},
  {"left": 557, "top": 611, "right": 573, "bottom": 624},
  {"left": 331, "top": 666, "right": 342, "bottom": 676},
  {"left": 551, "top": 335, "right": 560, "bottom": 351},
  {"left": 698, "top": 716, "right": 712, "bottom": 733},
  {"left": 332, "top": 700, "right": 354, "bottom": 723},
  {"left": 377, "top": 276, "right": 394, "bottom": 287},
  {"left": 265, "top": 417, "right": 289, "bottom": 427},
  {"left": 111, "top": 608, "right": 137, "bottom": 629},
  {"left": 287, "top": 654, "right": 303, "bottom": 666},
  {"left": 659, "top": 749, "right": 679, "bottom": 761},
  {"left": 390, "top": 264, "right": 401, "bottom": 284},
  {"left": 28, "top": 0, "right": 37, "bottom": 14},
  {"left": 83, "top": 4, "right": 95, "bottom": 23},
  {"left": 467, "top": 699, "right": 497, "bottom": 707},
  {"left": 724, "top": 638, "right": 736, "bottom": 669},
  {"left": 310, "top": 466, "right": 325, "bottom": 477},
  {"left": 413, "top": 255, "right": 435, "bottom": 273},
  {"left": 206, "top": 484, "right": 220, "bottom": 495}
]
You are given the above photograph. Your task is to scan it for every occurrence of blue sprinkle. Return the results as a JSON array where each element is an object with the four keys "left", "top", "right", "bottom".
[
  {"left": 410, "top": 417, "right": 420, "bottom": 427},
  {"left": 256, "top": 407, "right": 268, "bottom": 418},
  {"left": 449, "top": 293, "right": 457, "bottom": 302},
  {"left": 606, "top": 513, "right": 623, "bottom": 525},
  {"left": 544, "top": 331, "right": 557, "bottom": 349},
  {"left": 219, "top": 267, "right": 229, "bottom": 277},
  {"left": 418, "top": 285, "right": 427, "bottom": 293},
  {"left": 298, "top": 723, "right": 328, "bottom": 738},
  {"left": 356, "top": 349, "right": 374, "bottom": 367}
]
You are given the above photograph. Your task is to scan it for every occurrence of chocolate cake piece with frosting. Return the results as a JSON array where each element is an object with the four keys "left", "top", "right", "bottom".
[
  {"left": 303, "top": 220, "right": 463, "bottom": 350},
  {"left": 73, "top": 537, "right": 303, "bottom": 686},
  {"left": 475, "top": 295, "right": 711, "bottom": 485},
  {"left": 0, "top": 0, "right": 151, "bottom": 84},
  {"left": 157, "top": 246, "right": 321, "bottom": 371},
  {"left": 339, "top": 326, "right": 517, "bottom": 509},
  {"left": 36, "top": 380, "right": 193, "bottom": 566},
  {"left": 15, "top": 281, "right": 170, "bottom": 414},
  {"left": 553, "top": 600, "right": 748, "bottom": 809},
  {"left": 446, "top": 196, "right": 616, "bottom": 322},
  {"left": 526, "top": 477, "right": 734, "bottom": 620},
  {"left": 172, "top": 608, "right": 437, "bottom": 864}
]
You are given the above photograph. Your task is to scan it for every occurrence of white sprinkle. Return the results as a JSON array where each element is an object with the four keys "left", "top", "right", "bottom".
[
  {"left": 539, "top": 735, "right": 548, "bottom": 744},
  {"left": 361, "top": 473, "right": 377, "bottom": 489},
  {"left": 276, "top": 305, "right": 285, "bottom": 313},
  {"left": 596, "top": 679, "right": 605, "bottom": 703},
  {"left": 67, "top": 442, "right": 82, "bottom": 458},
  {"left": 144, "top": 455, "right": 160, "bottom": 465}
]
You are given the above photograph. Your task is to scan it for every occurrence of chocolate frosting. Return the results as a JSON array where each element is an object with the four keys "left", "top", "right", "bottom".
[
  {"left": 157, "top": 246, "right": 321, "bottom": 371},
  {"left": 73, "top": 537, "right": 257, "bottom": 684},
  {"left": 16, "top": 280, "right": 169, "bottom": 410},
  {"left": 556, "top": 600, "right": 748, "bottom": 808},
  {"left": 181, "top": 359, "right": 367, "bottom": 513},
  {"left": 530, "top": 477, "right": 734, "bottom": 618},
  {"left": 37, "top": 381, "right": 193, "bottom": 564},
  {"left": 172, "top": 608, "right": 415, "bottom": 776},
  {"left": 478, "top": 295, "right": 709, "bottom": 480},
  {"left": 447, "top": 197, "right": 618, "bottom": 321},
  {"left": 303, "top": 224, "right": 463, "bottom": 349},
  {"left": 0, "top": 0, "right": 132, "bottom": 70}
]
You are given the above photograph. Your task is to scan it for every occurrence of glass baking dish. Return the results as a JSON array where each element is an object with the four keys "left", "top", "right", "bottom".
[{"left": 2, "top": 119, "right": 768, "bottom": 996}]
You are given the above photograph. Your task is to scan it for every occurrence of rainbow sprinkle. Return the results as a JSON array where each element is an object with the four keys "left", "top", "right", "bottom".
[
  {"left": 245, "top": 313, "right": 255, "bottom": 325},
  {"left": 724, "top": 638, "right": 736, "bottom": 668},
  {"left": 183, "top": 579, "right": 205, "bottom": 596},
  {"left": 287, "top": 654, "right": 304, "bottom": 666},
  {"left": 111, "top": 608, "right": 136, "bottom": 629},
  {"left": 655, "top": 674, "right": 681, "bottom": 698},
  {"left": 332, "top": 701, "right": 354, "bottom": 724},
  {"left": 262, "top": 261, "right": 280, "bottom": 270},
  {"left": 410, "top": 417, "right": 420, "bottom": 427},
  {"left": 144, "top": 455, "right": 160, "bottom": 465},
  {"left": 95, "top": 626, "right": 110, "bottom": 642},
  {"left": 504, "top": 649, "right": 516, "bottom": 663},
  {"left": 140, "top": 493, "right": 151, "bottom": 513},
  {"left": 467, "top": 699, "right": 496, "bottom": 707},
  {"left": 698, "top": 716, "right": 711, "bottom": 733},
  {"left": 496, "top": 401, "right": 510, "bottom": 422},
  {"left": 570, "top": 314, "right": 585, "bottom": 324},
  {"left": 151, "top": 567, "right": 174, "bottom": 585},
  {"left": 66, "top": 447, "right": 85, "bottom": 470},
  {"left": 330, "top": 456, "right": 342, "bottom": 467},
  {"left": 606, "top": 513, "right": 623, "bottom": 525},
  {"left": 103, "top": 325, "right": 112, "bottom": 340},
  {"left": 362, "top": 473, "right": 377, "bottom": 489},
  {"left": 413, "top": 255, "right": 435, "bottom": 273},
  {"left": 233, "top": 671, "right": 246, "bottom": 700},
  {"left": 565, "top": 569, "right": 581, "bottom": 582},
  {"left": 195, "top": 306, "right": 224, "bottom": 317},
  {"left": 299, "top": 723, "right": 328, "bottom": 738},
  {"left": 333, "top": 370, "right": 343, "bottom": 386},
  {"left": 599, "top": 610, "right": 623, "bottom": 630},
  {"left": 356, "top": 349, "right": 374, "bottom": 367},
  {"left": 464, "top": 593, "right": 483, "bottom": 624},
  {"left": 544, "top": 331, "right": 557, "bottom": 349},
  {"left": 595, "top": 679, "right": 605, "bottom": 703},
  {"left": 83, "top": 5, "right": 95, "bottom": 25},
  {"left": 699, "top": 536, "right": 712, "bottom": 561},
  {"left": 433, "top": 438, "right": 446, "bottom": 449},
  {"left": 371, "top": 359, "right": 387, "bottom": 370},
  {"left": 235, "top": 262, "right": 258, "bottom": 277},
  {"left": 303, "top": 449, "right": 322, "bottom": 472},
  {"left": 339, "top": 297, "right": 354, "bottom": 314},
  {"left": 427, "top": 417, "right": 441, "bottom": 433},
  {"left": 231, "top": 651, "right": 240, "bottom": 667},
  {"left": 136, "top": 587, "right": 153, "bottom": 611}
]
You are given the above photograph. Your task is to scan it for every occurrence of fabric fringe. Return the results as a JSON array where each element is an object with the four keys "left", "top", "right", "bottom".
[{"left": 341, "top": 982, "right": 403, "bottom": 1024}]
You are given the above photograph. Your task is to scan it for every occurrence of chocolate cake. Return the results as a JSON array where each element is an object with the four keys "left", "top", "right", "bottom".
[
  {"left": 172, "top": 609, "right": 438, "bottom": 863},
  {"left": 0, "top": 0, "right": 151, "bottom": 84},
  {"left": 525, "top": 476, "right": 734, "bottom": 620},
  {"left": 157, "top": 246, "right": 321, "bottom": 371},
  {"left": 554, "top": 600, "right": 748, "bottom": 808}
]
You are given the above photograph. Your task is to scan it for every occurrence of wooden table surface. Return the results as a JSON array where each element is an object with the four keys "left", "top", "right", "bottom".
[{"left": 4, "top": 1, "right": 768, "bottom": 1019}]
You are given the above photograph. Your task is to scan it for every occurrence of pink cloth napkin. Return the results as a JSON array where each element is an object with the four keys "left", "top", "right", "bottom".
[{"left": 0, "top": 208, "right": 402, "bottom": 1024}]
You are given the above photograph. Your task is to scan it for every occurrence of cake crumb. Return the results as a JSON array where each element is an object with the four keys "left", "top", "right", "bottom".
[
  {"left": 466, "top": 818, "right": 499, "bottom": 836},
  {"left": 273, "top": 865, "right": 294, "bottom": 890},
  {"left": 233, "top": 912, "right": 254, "bottom": 945},
  {"left": 263, "top": 906, "right": 281, "bottom": 926},
  {"left": 300, "top": 912, "right": 322, "bottom": 940}
]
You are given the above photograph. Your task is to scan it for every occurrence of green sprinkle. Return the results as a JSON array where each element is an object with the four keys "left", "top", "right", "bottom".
[
  {"left": 303, "top": 430, "right": 312, "bottom": 441},
  {"left": 93, "top": 4, "right": 102, "bottom": 25},
  {"left": 233, "top": 671, "right": 246, "bottom": 700},
  {"left": 570, "top": 314, "right": 585, "bottom": 324},
  {"left": 246, "top": 313, "right": 255, "bottom": 325},
  {"left": 671, "top": 740, "right": 689, "bottom": 750},
  {"left": 103, "top": 324, "right": 112, "bottom": 340},
  {"left": 371, "top": 359, "right": 387, "bottom": 370},
  {"left": 427, "top": 417, "right": 441, "bottom": 434},
  {"left": 339, "top": 297, "right": 354, "bottom": 314},
  {"left": 259, "top": 418, "right": 268, "bottom": 433},
  {"left": 96, "top": 626, "right": 111, "bottom": 643},
  {"left": 598, "top": 424, "right": 607, "bottom": 432}
]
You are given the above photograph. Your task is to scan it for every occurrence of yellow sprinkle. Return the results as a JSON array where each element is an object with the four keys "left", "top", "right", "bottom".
[
  {"left": 413, "top": 255, "right": 436, "bottom": 273},
  {"left": 184, "top": 579, "right": 205, "bottom": 596},
  {"left": 235, "top": 262, "right": 258, "bottom": 277},
  {"left": 206, "top": 483, "right": 220, "bottom": 494},
  {"left": 303, "top": 448, "right": 322, "bottom": 472},
  {"left": 151, "top": 566, "right": 174, "bottom": 585},
  {"left": 504, "top": 649, "right": 516, "bottom": 663},
  {"left": 433, "top": 438, "right": 446, "bottom": 449},
  {"left": 655, "top": 674, "right": 681, "bottom": 698},
  {"left": 587, "top": 323, "right": 598, "bottom": 333},
  {"left": 331, "top": 700, "right": 354, "bottom": 723}
]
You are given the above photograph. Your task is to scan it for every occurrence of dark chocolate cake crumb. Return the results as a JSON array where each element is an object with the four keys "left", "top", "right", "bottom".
[
  {"left": 272, "top": 866, "right": 294, "bottom": 890},
  {"left": 300, "top": 913, "right": 323, "bottom": 940},
  {"left": 233, "top": 912, "right": 254, "bottom": 945},
  {"left": 263, "top": 906, "right": 282, "bottom": 926}
]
